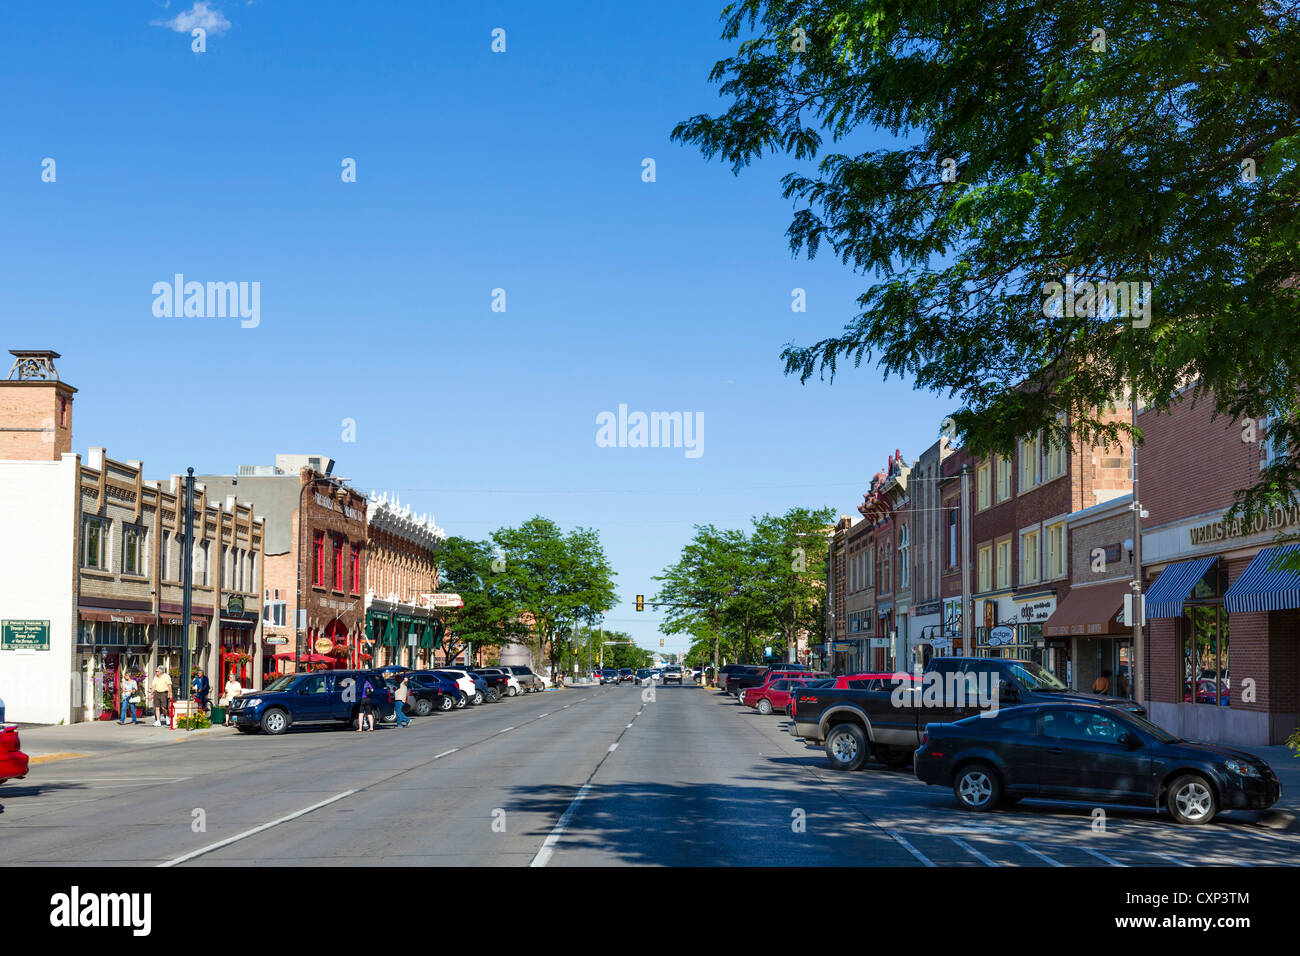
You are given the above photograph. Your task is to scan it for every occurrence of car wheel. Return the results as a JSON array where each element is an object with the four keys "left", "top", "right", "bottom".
[
  {"left": 473, "top": 691, "right": 484, "bottom": 705},
  {"left": 507, "top": 686, "right": 517, "bottom": 697},
  {"left": 953, "top": 763, "right": 1001, "bottom": 811},
  {"left": 824, "top": 723, "right": 869, "bottom": 772},
  {"left": 455, "top": 696, "right": 467, "bottom": 709},
  {"left": 757, "top": 699, "right": 773, "bottom": 715},
  {"left": 438, "top": 695, "right": 454, "bottom": 712},
  {"left": 414, "top": 697, "right": 433, "bottom": 717},
  {"left": 1167, "top": 774, "right": 1217, "bottom": 825},
  {"left": 260, "top": 709, "right": 289, "bottom": 736}
]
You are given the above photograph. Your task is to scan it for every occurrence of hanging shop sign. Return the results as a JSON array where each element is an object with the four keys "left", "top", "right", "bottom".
[
  {"left": 314, "top": 637, "right": 335, "bottom": 654},
  {"left": 987, "top": 625, "right": 1017, "bottom": 647}
]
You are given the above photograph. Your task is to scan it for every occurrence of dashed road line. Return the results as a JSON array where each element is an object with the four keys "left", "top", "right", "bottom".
[
  {"left": 1082, "top": 846, "right": 1126, "bottom": 866},
  {"left": 885, "top": 829, "right": 935, "bottom": 867},
  {"left": 949, "top": 836, "right": 999, "bottom": 866},
  {"left": 1017, "top": 842, "right": 1063, "bottom": 867}
]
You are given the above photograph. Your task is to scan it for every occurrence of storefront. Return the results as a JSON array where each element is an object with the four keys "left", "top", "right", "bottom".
[
  {"left": 218, "top": 597, "right": 259, "bottom": 685},
  {"left": 76, "top": 608, "right": 155, "bottom": 720},
  {"left": 1043, "top": 579, "right": 1132, "bottom": 695}
]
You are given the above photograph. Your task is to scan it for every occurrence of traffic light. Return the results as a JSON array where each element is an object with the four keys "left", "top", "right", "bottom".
[
  {"left": 659, "top": 639, "right": 664, "bottom": 647},
  {"left": 636, "top": 594, "right": 644, "bottom": 611}
]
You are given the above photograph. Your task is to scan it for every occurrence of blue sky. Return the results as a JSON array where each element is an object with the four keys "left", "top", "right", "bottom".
[{"left": 2, "top": 0, "right": 955, "bottom": 655}]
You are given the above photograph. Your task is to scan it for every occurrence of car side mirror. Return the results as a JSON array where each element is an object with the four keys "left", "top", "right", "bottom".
[
  {"left": 1118, "top": 732, "right": 1141, "bottom": 750},
  {"left": 998, "top": 681, "right": 1020, "bottom": 702}
]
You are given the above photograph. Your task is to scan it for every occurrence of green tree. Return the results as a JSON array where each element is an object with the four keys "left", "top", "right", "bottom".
[
  {"left": 674, "top": 1, "right": 1300, "bottom": 547},
  {"left": 750, "top": 507, "right": 835, "bottom": 661},
  {"left": 653, "top": 524, "right": 757, "bottom": 673},
  {"left": 492, "top": 517, "right": 619, "bottom": 677},
  {"left": 436, "top": 536, "right": 528, "bottom": 664}
]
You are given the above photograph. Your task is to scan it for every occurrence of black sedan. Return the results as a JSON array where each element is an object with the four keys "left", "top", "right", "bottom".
[{"left": 914, "top": 702, "right": 1281, "bottom": 825}]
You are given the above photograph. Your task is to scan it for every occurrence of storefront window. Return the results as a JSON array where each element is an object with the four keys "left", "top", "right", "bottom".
[{"left": 1181, "top": 606, "right": 1230, "bottom": 707}]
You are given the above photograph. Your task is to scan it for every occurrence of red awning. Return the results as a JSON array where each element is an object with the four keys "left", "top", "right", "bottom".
[{"left": 1043, "top": 580, "right": 1130, "bottom": 637}]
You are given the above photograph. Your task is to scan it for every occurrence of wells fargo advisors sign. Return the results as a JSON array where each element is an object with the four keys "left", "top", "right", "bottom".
[{"left": 1189, "top": 502, "right": 1300, "bottom": 547}]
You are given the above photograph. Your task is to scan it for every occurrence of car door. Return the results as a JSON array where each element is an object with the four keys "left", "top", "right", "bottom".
[
  {"left": 294, "top": 672, "right": 335, "bottom": 722},
  {"left": 980, "top": 709, "right": 1051, "bottom": 796},
  {"left": 1038, "top": 707, "right": 1152, "bottom": 801}
]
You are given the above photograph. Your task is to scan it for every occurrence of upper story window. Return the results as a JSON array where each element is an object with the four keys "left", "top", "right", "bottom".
[
  {"left": 1043, "top": 415, "right": 1068, "bottom": 480},
  {"left": 82, "top": 516, "right": 108, "bottom": 569},
  {"left": 1045, "top": 521, "right": 1067, "bottom": 579},
  {"left": 996, "top": 540, "right": 1012, "bottom": 588},
  {"left": 313, "top": 532, "right": 325, "bottom": 587},
  {"left": 1019, "top": 434, "right": 1042, "bottom": 492},
  {"left": 196, "top": 540, "right": 210, "bottom": 586},
  {"left": 1020, "top": 529, "right": 1040, "bottom": 585},
  {"left": 947, "top": 506, "right": 958, "bottom": 568},
  {"left": 1262, "top": 415, "right": 1290, "bottom": 468},
  {"left": 351, "top": 545, "right": 362, "bottom": 594},
  {"left": 898, "top": 524, "right": 910, "bottom": 588},
  {"left": 332, "top": 538, "right": 346, "bottom": 591},
  {"left": 977, "top": 545, "right": 992, "bottom": 592},
  {"left": 996, "top": 455, "right": 1013, "bottom": 502},
  {"left": 976, "top": 462, "right": 991, "bottom": 510},
  {"left": 122, "top": 525, "right": 146, "bottom": 576}
]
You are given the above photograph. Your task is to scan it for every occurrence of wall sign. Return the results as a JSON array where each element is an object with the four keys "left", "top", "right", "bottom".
[
  {"left": 2, "top": 620, "right": 50, "bottom": 651},
  {"left": 988, "top": 625, "right": 1016, "bottom": 646}
]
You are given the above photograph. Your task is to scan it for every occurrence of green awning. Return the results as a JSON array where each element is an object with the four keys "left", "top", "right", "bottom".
[{"left": 419, "top": 621, "right": 434, "bottom": 649}]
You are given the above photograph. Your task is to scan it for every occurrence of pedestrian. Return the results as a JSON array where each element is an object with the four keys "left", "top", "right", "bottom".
[
  {"left": 192, "top": 669, "right": 210, "bottom": 713},
  {"left": 118, "top": 671, "right": 139, "bottom": 725},
  {"left": 393, "top": 677, "right": 411, "bottom": 727},
  {"left": 151, "top": 666, "right": 173, "bottom": 727},
  {"left": 222, "top": 674, "right": 242, "bottom": 726},
  {"left": 357, "top": 677, "right": 377, "bottom": 732},
  {"left": 1092, "top": 669, "right": 1112, "bottom": 694}
]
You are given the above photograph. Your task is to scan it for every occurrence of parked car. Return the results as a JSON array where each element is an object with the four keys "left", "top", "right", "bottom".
[
  {"left": 743, "top": 677, "right": 814, "bottom": 715},
  {"left": 788, "top": 677, "right": 834, "bottom": 721},
  {"left": 464, "top": 668, "right": 509, "bottom": 702},
  {"left": 635, "top": 668, "right": 654, "bottom": 686},
  {"left": 618, "top": 668, "right": 635, "bottom": 683},
  {"left": 731, "top": 667, "right": 821, "bottom": 700},
  {"left": 722, "top": 665, "right": 768, "bottom": 697},
  {"left": 914, "top": 702, "right": 1281, "bottom": 825},
  {"left": 435, "top": 669, "right": 486, "bottom": 705},
  {"left": 228, "top": 669, "right": 395, "bottom": 735},
  {"left": 1184, "top": 678, "right": 1230, "bottom": 706},
  {"left": 477, "top": 667, "right": 523, "bottom": 697},
  {"left": 599, "top": 668, "right": 619, "bottom": 685},
  {"left": 0, "top": 724, "right": 29, "bottom": 784},
  {"left": 497, "top": 665, "right": 544, "bottom": 693},
  {"left": 403, "top": 673, "right": 463, "bottom": 712},
  {"left": 832, "top": 672, "right": 919, "bottom": 691},
  {"left": 793, "top": 656, "right": 1145, "bottom": 771},
  {"left": 663, "top": 665, "right": 683, "bottom": 685}
]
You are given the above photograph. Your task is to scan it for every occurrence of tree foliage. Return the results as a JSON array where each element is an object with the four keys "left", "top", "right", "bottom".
[{"left": 673, "top": 1, "right": 1300, "bottom": 535}]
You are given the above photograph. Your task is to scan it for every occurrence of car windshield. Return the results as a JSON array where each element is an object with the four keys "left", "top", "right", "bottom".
[
  {"left": 263, "top": 675, "right": 298, "bottom": 692},
  {"left": 1006, "top": 661, "right": 1069, "bottom": 691},
  {"left": 1121, "top": 711, "right": 1181, "bottom": 744}
]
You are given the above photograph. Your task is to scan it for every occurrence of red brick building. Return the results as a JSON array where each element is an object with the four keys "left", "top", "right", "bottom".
[{"left": 1137, "top": 387, "right": 1300, "bottom": 745}]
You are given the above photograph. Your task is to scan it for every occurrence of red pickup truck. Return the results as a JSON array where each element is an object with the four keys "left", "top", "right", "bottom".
[{"left": 0, "top": 725, "right": 30, "bottom": 784}]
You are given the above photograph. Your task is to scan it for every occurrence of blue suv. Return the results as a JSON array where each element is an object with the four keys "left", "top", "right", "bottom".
[{"left": 229, "top": 669, "right": 394, "bottom": 735}]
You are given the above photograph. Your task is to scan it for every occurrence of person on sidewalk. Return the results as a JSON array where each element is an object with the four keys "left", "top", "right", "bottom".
[
  {"left": 393, "top": 677, "right": 411, "bottom": 727},
  {"left": 151, "top": 667, "right": 173, "bottom": 727},
  {"left": 357, "top": 678, "right": 377, "bottom": 732},
  {"left": 119, "top": 672, "right": 139, "bottom": 725},
  {"left": 191, "top": 670, "right": 210, "bottom": 713},
  {"left": 222, "top": 674, "right": 242, "bottom": 727},
  {"left": 1092, "top": 669, "right": 1113, "bottom": 695}
]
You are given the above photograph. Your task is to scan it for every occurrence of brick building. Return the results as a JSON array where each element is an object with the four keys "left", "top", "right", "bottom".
[
  {"left": 1136, "top": 387, "right": 1300, "bottom": 745},
  {"left": 0, "top": 351, "right": 265, "bottom": 723},
  {"left": 364, "top": 492, "right": 445, "bottom": 669},
  {"left": 967, "top": 405, "right": 1132, "bottom": 673},
  {"left": 938, "top": 445, "right": 974, "bottom": 655},
  {"left": 907, "top": 438, "right": 953, "bottom": 667},
  {"left": 819, "top": 514, "right": 853, "bottom": 670},
  {"left": 198, "top": 456, "right": 369, "bottom": 679},
  {"left": 857, "top": 450, "right": 911, "bottom": 671}
]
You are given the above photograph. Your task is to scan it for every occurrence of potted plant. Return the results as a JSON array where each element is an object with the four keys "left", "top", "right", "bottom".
[{"left": 98, "top": 687, "right": 116, "bottom": 721}]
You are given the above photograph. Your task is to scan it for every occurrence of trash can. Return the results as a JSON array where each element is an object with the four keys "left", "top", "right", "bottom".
[{"left": 210, "top": 705, "right": 225, "bottom": 724}]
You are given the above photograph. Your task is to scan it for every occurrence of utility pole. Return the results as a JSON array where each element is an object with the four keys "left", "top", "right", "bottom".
[
  {"left": 1131, "top": 388, "right": 1146, "bottom": 706},
  {"left": 181, "top": 467, "right": 194, "bottom": 729},
  {"left": 959, "top": 464, "right": 972, "bottom": 655}
]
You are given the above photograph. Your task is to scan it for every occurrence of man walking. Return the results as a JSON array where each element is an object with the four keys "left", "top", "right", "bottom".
[
  {"left": 393, "top": 676, "right": 411, "bottom": 727},
  {"left": 151, "top": 666, "right": 173, "bottom": 727}
]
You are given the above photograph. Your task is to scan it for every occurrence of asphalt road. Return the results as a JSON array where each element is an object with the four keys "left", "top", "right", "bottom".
[{"left": 2, "top": 680, "right": 1297, "bottom": 866}]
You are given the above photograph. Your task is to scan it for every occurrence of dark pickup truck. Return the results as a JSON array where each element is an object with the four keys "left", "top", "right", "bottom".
[{"left": 791, "top": 657, "right": 1145, "bottom": 771}]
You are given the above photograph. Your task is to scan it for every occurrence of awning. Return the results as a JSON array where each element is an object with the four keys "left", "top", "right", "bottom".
[
  {"left": 1224, "top": 544, "right": 1300, "bottom": 613},
  {"left": 1043, "top": 580, "right": 1130, "bottom": 637},
  {"left": 1144, "top": 556, "right": 1217, "bottom": 619},
  {"left": 79, "top": 608, "right": 157, "bottom": 625},
  {"left": 271, "top": 652, "right": 334, "bottom": 663}
]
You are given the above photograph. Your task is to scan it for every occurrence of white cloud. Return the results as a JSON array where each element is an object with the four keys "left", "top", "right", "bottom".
[{"left": 152, "top": 2, "right": 231, "bottom": 35}]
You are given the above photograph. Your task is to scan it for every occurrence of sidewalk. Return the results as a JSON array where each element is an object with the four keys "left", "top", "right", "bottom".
[
  {"left": 14, "top": 718, "right": 237, "bottom": 761},
  {"left": 1241, "top": 744, "right": 1300, "bottom": 832}
]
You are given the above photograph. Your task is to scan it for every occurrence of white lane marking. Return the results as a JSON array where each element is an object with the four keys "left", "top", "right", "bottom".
[
  {"left": 498, "top": 726, "right": 515, "bottom": 734},
  {"left": 637, "top": 709, "right": 643, "bottom": 715},
  {"left": 158, "top": 789, "right": 358, "bottom": 867},
  {"left": 1082, "top": 846, "right": 1126, "bottom": 867},
  {"left": 1017, "top": 842, "right": 1063, "bottom": 867},
  {"left": 885, "top": 830, "right": 935, "bottom": 867},
  {"left": 1157, "top": 853, "right": 1192, "bottom": 867},
  {"left": 949, "top": 836, "right": 999, "bottom": 866},
  {"left": 530, "top": 783, "right": 591, "bottom": 868},
  {"left": 536, "top": 713, "right": 548, "bottom": 718},
  {"left": 433, "top": 748, "right": 458, "bottom": 759},
  {"left": 626, "top": 723, "right": 633, "bottom": 729},
  {"left": 608, "top": 743, "right": 618, "bottom": 752}
]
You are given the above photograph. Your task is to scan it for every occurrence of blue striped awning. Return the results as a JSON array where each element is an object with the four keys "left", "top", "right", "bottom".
[
  {"left": 1224, "top": 545, "right": 1300, "bottom": 614},
  {"left": 1145, "top": 556, "right": 1218, "bottom": 619}
]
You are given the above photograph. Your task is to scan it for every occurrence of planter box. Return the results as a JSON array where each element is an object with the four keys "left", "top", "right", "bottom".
[{"left": 97, "top": 711, "right": 116, "bottom": 721}]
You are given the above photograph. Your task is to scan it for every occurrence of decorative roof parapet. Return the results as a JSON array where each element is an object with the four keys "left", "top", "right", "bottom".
[{"left": 366, "top": 491, "right": 446, "bottom": 550}]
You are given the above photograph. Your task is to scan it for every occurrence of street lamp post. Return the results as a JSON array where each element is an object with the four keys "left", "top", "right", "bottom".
[{"left": 180, "top": 467, "right": 195, "bottom": 730}]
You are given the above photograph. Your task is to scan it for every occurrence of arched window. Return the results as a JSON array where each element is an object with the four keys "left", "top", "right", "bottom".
[{"left": 898, "top": 524, "right": 910, "bottom": 588}]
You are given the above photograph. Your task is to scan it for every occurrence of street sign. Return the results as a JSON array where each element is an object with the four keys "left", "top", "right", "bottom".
[
  {"left": 407, "top": 634, "right": 418, "bottom": 647},
  {"left": 426, "top": 593, "right": 464, "bottom": 608},
  {"left": 265, "top": 635, "right": 289, "bottom": 646}
]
